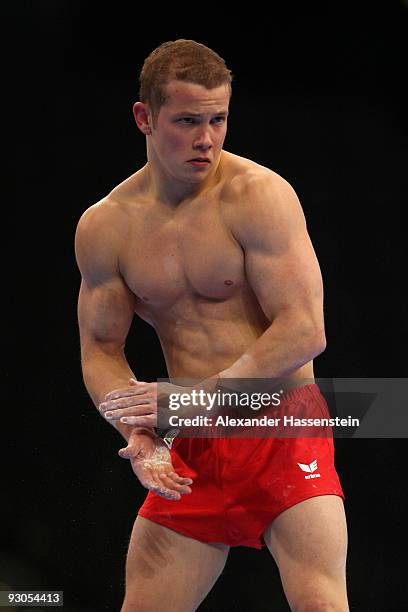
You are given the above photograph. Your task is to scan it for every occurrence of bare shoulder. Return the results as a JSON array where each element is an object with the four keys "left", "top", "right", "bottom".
[
  {"left": 74, "top": 197, "right": 124, "bottom": 283},
  {"left": 75, "top": 195, "right": 129, "bottom": 253},
  {"left": 76, "top": 169, "right": 145, "bottom": 233},
  {"left": 222, "top": 150, "right": 301, "bottom": 214},
  {"left": 75, "top": 169, "right": 147, "bottom": 255},
  {"left": 221, "top": 152, "right": 306, "bottom": 245},
  {"left": 76, "top": 166, "right": 147, "bottom": 235}
]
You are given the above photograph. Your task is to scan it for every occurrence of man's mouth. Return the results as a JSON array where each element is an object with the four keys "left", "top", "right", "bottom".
[{"left": 188, "top": 157, "right": 211, "bottom": 165}]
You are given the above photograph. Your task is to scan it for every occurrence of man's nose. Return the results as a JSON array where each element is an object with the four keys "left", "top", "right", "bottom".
[{"left": 193, "top": 126, "right": 212, "bottom": 150}]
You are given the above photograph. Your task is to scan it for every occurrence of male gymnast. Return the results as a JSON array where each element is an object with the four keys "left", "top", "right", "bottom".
[{"left": 75, "top": 39, "right": 349, "bottom": 611}]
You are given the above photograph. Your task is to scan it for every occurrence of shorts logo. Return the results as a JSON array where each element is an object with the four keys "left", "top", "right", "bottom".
[{"left": 297, "top": 459, "right": 321, "bottom": 479}]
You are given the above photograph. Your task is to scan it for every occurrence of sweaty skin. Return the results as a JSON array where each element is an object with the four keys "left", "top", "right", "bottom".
[
  {"left": 78, "top": 151, "right": 318, "bottom": 381},
  {"left": 75, "top": 81, "right": 325, "bottom": 497},
  {"left": 75, "top": 78, "right": 349, "bottom": 612}
]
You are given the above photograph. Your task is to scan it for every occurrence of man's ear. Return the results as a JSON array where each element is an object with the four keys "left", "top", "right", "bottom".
[{"left": 133, "top": 101, "right": 152, "bottom": 135}]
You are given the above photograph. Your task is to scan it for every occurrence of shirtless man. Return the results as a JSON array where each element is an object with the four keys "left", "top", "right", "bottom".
[{"left": 75, "top": 40, "right": 349, "bottom": 611}]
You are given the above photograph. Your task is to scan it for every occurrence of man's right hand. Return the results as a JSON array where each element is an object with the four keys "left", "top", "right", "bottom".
[{"left": 118, "top": 430, "right": 193, "bottom": 501}]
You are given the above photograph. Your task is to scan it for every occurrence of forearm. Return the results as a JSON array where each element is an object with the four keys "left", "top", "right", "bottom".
[
  {"left": 218, "top": 316, "right": 325, "bottom": 388},
  {"left": 81, "top": 348, "right": 156, "bottom": 442}
]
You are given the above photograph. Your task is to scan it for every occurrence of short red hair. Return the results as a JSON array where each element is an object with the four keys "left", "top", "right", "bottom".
[{"left": 139, "top": 39, "right": 233, "bottom": 125}]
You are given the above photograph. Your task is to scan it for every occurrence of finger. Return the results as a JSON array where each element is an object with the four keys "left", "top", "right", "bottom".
[
  {"left": 115, "top": 406, "right": 154, "bottom": 420},
  {"left": 133, "top": 462, "right": 180, "bottom": 501},
  {"left": 152, "top": 487, "right": 180, "bottom": 501},
  {"left": 168, "top": 472, "right": 194, "bottom": 485},
  {"left": 120, "top": 415, "right": 157, "bottom": 427},
  {"left": 118, "top": 445, "right": 139, "bottom": 459},
  {"left": 103, "top": 388, "right": 136, "bottom": 401},
  {"left": 166, "top": 473, "right": 194, "bottom": 490},
  {"left": 152, "top": 467, "right": 193, "bottom": 492},
  {"left": 103, "top": 386, "right": 149, "bottom": 402},
  {"left": 148, "top": 471, "right": 181, "bottom": 500},
  {"left": 100, "top": 396, "right": 151, "bottom": 414},
  {"left": 121, "top": 405, "right": 154, "bottom": 416},
  {"left": 157, "top": 472, "right": 192, "bottom": 494},
  {"left": 140, "top": 477, "right": 178, "bottom": 500},
  {"left": 104, "top": 382, "right": 150, "bottom": 401},
  {"left": 104, "top": 405, "right": 154, "bottom": 421}
]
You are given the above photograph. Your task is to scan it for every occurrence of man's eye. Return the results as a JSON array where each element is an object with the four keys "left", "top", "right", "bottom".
[{"left": 177, "top": 117, "right": 225, "bottom": 125}]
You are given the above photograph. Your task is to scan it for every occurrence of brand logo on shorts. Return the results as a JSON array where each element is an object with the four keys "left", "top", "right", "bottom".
[{"left": 297, "top": 459, "right": 321, "bottom": 479}]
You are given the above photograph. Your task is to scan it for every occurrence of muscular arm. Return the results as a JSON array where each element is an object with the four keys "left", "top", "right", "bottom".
[
  {"left": 220, "top": 173, "right": 326, "bottom": 382},
  {"left": 75, "top": 199, "right": 152, "bottom": 442}
]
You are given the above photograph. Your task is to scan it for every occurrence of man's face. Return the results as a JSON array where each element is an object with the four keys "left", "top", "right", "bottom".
[{"left": 149, "top": 80, "right": 230, "bottom": 184}]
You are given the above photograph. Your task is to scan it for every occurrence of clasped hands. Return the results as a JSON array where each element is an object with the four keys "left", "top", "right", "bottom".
[
  {"left": 99, "top": 378, "right": 195, "bottom": 501},
  {"left": 98, "top": 377, "right": 193, "bottom": 429}
]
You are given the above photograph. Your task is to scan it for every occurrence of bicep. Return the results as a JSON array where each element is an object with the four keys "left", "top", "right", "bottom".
[
  {"left": 77, "top": 277, "right": 136, "bottom": 354},
  {"left": 75, "top": 202, "right": 137, "bottom": 354},
  {"left": 245, "top": 231, "right": 324, "bottom": 328},
  {"left": 237, "top": 174, "right": 324, "bottom": 330}
]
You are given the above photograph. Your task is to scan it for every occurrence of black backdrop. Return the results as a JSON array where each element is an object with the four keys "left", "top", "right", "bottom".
[{"left": 3, "top": 2, "right": 407, "bottom": 611}]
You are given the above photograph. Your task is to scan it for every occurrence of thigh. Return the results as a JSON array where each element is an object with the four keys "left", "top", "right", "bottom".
[
  {"left": 263, "top": 495, "right": 348, "bottom": 610},
  {"left": 122, "top": 516, "right": 230, "bottom": 612}
]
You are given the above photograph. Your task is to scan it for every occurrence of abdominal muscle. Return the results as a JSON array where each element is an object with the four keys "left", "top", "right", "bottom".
[
  {"left": 137, "top": 290, "right": 315, "bottom": 384},
  {"left": 122, "top": 152, "right": 315, "bottom": 384}
]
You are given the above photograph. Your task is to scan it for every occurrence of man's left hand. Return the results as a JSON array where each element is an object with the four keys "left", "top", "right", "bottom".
[{"left": 99, "top": 378, "right": 182, "bottom": 428}]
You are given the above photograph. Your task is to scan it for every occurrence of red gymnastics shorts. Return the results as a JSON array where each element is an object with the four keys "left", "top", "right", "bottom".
[{"left": 138, "top": 383, "right": 345, "bottom": 549}]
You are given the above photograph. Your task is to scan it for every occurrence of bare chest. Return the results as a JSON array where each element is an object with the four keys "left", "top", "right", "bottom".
[{"left": 120, "top": 206, "right": 245, "bottom": 308}]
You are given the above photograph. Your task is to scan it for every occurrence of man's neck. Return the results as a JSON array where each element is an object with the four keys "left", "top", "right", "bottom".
[{"left": 143, "top": 155, "right": 223, "bottom": 207}]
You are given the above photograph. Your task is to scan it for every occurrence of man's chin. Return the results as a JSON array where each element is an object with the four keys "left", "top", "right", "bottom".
[{"left": 181, "top": 170, "right": 211, "bottom": 184}]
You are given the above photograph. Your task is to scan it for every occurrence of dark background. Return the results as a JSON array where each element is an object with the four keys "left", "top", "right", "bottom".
[{"left": 3, "top": 2, "right": 407, "bottom": 610}]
